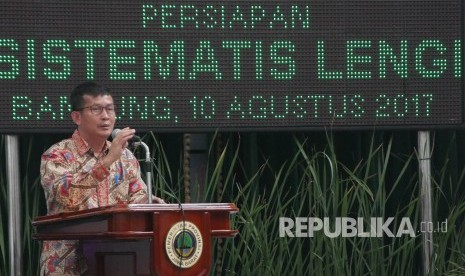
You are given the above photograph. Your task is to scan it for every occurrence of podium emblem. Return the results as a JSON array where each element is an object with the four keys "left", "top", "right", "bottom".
[{"left": 165, "top": 221, "right": 203, "bottom": 268}]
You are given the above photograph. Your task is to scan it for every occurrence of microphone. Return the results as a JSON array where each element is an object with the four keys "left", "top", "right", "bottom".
[
  {"left": 111, "top": 128, "right": 141, "bottom": 146},
  {"left": 112, "top": 128, "right": 153, "bottom": 203}
]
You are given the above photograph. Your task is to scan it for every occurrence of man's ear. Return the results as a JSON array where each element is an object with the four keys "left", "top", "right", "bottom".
[{"left": 71, "top": 111, "right": 81, "bottom": 126}]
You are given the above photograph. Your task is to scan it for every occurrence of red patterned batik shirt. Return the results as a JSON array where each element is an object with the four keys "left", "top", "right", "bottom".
[{"left": 39, "top": 130, "right": 148, "bottom": 275}]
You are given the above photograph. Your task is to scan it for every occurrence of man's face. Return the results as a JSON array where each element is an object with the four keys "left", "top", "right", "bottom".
[{"left": 72, "top": 94, "right": 116, "bottom": 141}]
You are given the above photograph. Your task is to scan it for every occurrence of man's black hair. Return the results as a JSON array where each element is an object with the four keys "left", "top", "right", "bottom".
[{"left": 70, "top": 81, "right": 112, "bottom": 111}]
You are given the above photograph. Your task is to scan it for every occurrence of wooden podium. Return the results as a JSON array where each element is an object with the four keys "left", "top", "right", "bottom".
[{"left": 33, "top": 203, "right": 239, "bottom": 276}]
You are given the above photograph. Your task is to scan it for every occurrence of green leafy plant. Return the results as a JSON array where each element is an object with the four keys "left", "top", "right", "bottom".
[
  {"left": 176, "top": 132, "right": 465, "bottom": 276},
  {"left": 21, "top": 139, "right": 43, "bottom": 276}
]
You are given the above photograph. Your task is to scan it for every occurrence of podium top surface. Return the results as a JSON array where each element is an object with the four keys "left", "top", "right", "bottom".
[{"left": 33, "top": 203, "right": 239, "bottom": 227}]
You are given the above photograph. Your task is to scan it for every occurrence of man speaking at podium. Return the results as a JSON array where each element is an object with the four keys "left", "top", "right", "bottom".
[{"left": 38, "top": 81, "right": 164, "bottom": 275}]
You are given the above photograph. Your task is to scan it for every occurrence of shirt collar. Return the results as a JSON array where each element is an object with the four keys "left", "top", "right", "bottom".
[{"left": 72, "top": 129, "right": 110, "bottom": 157}]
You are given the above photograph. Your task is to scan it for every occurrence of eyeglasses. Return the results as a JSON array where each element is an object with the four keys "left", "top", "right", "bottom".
[{"left": 78, "top": 105, "right": 116, "bottom": 115}]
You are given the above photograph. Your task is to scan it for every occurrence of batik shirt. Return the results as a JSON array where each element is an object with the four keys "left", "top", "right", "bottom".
[{"left": 39, "top": 130, "right": 148, "bottom": 275}]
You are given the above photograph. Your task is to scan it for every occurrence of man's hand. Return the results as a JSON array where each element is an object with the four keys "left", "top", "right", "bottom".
[
  {"left": 102, "top": 127, "right": 136, "bottom": 168},
  {"left": 152, "top": 196, "right": 166, "bottom": 204}
]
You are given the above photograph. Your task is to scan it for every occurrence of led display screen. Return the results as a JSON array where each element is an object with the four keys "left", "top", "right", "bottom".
[{"left": 0, "top": 0, "right": 463, "bottom": 133}]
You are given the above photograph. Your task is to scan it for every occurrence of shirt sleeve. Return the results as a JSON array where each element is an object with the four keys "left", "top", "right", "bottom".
[
  {"left": 40, "top": 146, "right": 108, "bottom": 212},
  {"left": 124, "top": 149, "right": 149, "bottom": 204}
]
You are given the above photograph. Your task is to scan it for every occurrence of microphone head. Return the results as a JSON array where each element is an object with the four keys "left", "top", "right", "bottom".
[
  {"left": 111, "top": 128, "right": 140, "bottom": 143},
  {"left": 111, "top": 128, "right": 121, "bottom": 139}
]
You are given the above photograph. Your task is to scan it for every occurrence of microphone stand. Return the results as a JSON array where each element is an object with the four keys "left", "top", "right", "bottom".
[{"left": 133, "top": 141, "right": 152, "bottom": 203}]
